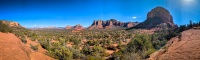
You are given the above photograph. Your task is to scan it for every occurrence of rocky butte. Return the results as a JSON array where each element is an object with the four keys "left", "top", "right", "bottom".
[
  {"left": 65, "top": 24, "right": 84, "bottom": 32},
  {"left": 88, "top": 19, "right": 139, "bottom": 29},
  {"left": 133, "top": 6, "right": 177, "bottom": 29}
]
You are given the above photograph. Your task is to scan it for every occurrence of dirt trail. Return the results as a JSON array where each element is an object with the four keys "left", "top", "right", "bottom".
[{"left": 149, "top": 29, "right": 200, "bottom": 60}]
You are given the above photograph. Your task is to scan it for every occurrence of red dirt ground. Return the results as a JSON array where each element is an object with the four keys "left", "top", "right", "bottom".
[
  {"left": 0, "top": 32, "right": 54, "bottom": 60},
  {"left": 149, "top": 29, "right": 200, "bottom": 60}
]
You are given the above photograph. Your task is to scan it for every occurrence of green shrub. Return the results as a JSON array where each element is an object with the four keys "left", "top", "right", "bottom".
[
  {"left": 30, "top": 44, "right": 38, "bottom": 51},
  {"left": 86, "top": 55, "right": 105, "bottom": 60},
  {"left": 48, "top": 46, "right": 73, "bottom": 60},
  {"left": 20, "top": 37, "right": 27, "bottom": 44},
  {"left": 70, "top": 37, "right": 81, "bottom": 45},
  {"left": 127, "top": 34, "right": 155, "bottom": 58}
]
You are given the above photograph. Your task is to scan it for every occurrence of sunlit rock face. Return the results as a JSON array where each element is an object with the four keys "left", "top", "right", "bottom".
[
  {"left": 88, "top": 19, "right": 139, "bottom": 29},
  {"left": 1, "top": 20, "right": 23, "bottom": 28},
  {"left": 134, "top": 6, "right": 177, "bottom": 29}
]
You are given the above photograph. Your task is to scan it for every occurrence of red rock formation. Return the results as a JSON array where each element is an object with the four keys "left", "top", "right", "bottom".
[
  {"left": 148, "top": 29, "right": 200, "bottom": 60},
  {"left": 1, "top": 20, "right": 23, "bottom": 28},
  {"left": 134, "top": 6, "right": 177, "bottom": 29},
  {"left": 65, "top": 24, "right": 84, "bottom": 32},
  {"left": 73, "top": 24, "right": 84, "bottom": 30},
  {"left": 65, "top": 25, "right": 73, "bottom": 29},
  {"left": 126, "top": 22, "right": 137, "bottom": 28},
  {"left": 89, "top": 20, "right": 104, "bottom": 29},
  {"left": 88, "top": 19, "right": 139, "bottom": 29}
]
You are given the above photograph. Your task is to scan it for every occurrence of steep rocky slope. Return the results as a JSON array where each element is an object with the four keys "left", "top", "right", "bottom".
[
  {"left": 0, "top": 32, "right": 53, "bottom": 60},
  {"left": 0, "top": 32, "right": 30, "bottom": 60},
  {"left": 134, "top": 6, "right": 177, "bottom": 29},
  {"left": 88, "top": 19, "right": 139, "bottom": 29},
  {"left": 149, "top": 28, "right": 200, "bottom": 60}
]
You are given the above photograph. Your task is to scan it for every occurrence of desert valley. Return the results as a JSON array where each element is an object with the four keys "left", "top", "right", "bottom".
[
  {"left": 1, "top": 0, "right": 200, "bottom": 60},
  {"left": 1, "top": 6, "right": 200, "bottom": 60}
]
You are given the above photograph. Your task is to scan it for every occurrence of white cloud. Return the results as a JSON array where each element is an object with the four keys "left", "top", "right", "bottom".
[{"left": 132, "top": 16, "right": 137, "bottom": 19}]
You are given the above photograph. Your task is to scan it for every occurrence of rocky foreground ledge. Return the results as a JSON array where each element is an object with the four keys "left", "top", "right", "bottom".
[{"left": 148, "top": 28, "right": 200, "bottom": 60}]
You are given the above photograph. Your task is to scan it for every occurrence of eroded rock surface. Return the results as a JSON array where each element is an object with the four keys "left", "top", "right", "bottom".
[{"left": 149, "top": 29, "right": 200, "bottom": 60}]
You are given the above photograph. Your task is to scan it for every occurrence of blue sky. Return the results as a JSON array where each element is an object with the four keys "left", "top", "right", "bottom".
[{"left": 0, "top": 0, "right": 200, "bottom": 28}]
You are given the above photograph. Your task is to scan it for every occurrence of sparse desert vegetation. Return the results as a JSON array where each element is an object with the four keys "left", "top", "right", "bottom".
[
  {"left": 0, "top": 1, "right": 200, "bottom": 59},
  {"left": 2, "top": 19, "right": 197, "bottom": 60}
]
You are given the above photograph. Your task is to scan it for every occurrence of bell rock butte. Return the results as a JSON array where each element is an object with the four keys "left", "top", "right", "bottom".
[{"left": 134, "top": 6, "right": 177, "bottom": 29}]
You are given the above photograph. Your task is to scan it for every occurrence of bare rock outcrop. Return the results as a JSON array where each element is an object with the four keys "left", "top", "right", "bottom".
[
  {"left": 73, "top": 24, "right": 84, "bottom": 30},
  {"left": 134, "top": 6, "right": 177, "bottom": 29},
  {"left": 148, "top": 29, "right": 200, "bottom": 60},
  {"left": 1, "top": 20, "right": 23, "bottom": 27},
  {"left": 65, "top": 25, "right": 73, "bottom": 29},
  {"left": 89, "top": 19, "right": 139, "bottom": 29},
  {"left": 0, "top": 32, "right": 53, "bottom": 60},
  {"left": 65, "top": 24, "right": 84, "bottom": 32}
]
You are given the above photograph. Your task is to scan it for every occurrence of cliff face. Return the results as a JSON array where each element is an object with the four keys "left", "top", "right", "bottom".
[
  {"left": 134, "top": 6, "right": 177, "bottom": 29},
  {"left": 89, "top": 19, "right": 139, "bottom": 29}
]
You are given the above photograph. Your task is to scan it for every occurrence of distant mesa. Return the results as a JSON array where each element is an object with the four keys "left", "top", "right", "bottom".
[
  {"left": 65, "top": 25, "right": 73, "bottom": 29},
  {"left": 73, "top": 24, "right": 84, "bottom": 30},
  {"left": 65, "top": 24, "right": 84, "bottom": 32},
  {"left": 133, "top": 6, "right": 177, "bottom": 29},
  {"left": 88, "top": 19, "right": 139, "bottom": 29}
]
